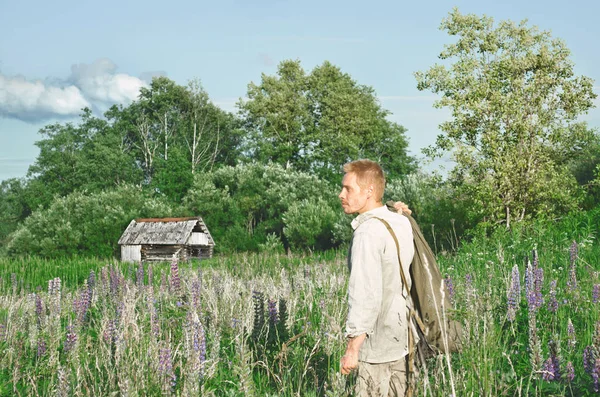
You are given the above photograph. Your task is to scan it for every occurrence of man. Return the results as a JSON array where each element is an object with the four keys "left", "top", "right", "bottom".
[{"left": 338, "top": 159, "right": 415, "bottom": 396}]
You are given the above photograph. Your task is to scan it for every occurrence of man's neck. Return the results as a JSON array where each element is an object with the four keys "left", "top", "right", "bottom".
[{"left": 358, "top": 201, "right": 383, "bottom": 215}]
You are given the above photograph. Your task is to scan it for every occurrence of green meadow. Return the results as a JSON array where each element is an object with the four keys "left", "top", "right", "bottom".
[{"left": 0, "top": 209, "right": 599, "bottom": 396}]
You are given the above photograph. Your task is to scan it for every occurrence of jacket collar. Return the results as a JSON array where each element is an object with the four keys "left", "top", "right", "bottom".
[{"left": 351, "top": 205, "right": 389, "bottom": 230}]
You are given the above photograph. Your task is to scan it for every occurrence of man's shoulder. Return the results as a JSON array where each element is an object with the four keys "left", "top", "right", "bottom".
[
  {"left": 356, "top": 211, "right": 409, "bottom": 234},
  {"left": 372, "top": 209, "right": 411, "bottom": 229}
]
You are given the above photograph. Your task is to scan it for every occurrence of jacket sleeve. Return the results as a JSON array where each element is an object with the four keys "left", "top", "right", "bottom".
[{"left": 345, "top": 227, "right": 384, "bottom": 338}]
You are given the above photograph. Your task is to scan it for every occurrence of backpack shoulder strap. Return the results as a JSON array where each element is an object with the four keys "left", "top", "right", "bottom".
[
  {"left": 373, "top": 217, "right": 409, "bottom": 296},
  {"left": 375, "top": 217, "right": 427, "bottom": 332}
]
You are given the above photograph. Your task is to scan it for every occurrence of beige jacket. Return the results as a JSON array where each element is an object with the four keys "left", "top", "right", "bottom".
[{"left": 345, "top": 205, "right": 414, "bottom": 363}]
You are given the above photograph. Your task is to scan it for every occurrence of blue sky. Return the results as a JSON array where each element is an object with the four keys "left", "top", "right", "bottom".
[{"left": 1, "top": 0, "right": 599, "bottom": 181}]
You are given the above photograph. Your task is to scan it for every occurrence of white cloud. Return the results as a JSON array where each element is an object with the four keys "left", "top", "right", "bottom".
[
  {"left": 69, "top": 58, "right": 146, "bottom": 104},
  {"left": 0, "top": 74, "right": 90, "bottom": 121},
  {"left": 0, "top": 58, "right": 149, "bottom": 123}
]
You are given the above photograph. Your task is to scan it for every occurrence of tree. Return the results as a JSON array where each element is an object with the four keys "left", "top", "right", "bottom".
[
  {"left": 239, "top": 60, "right": 415, "bottom": 182},
  {"left": 239, "top": 60, "right": 311, "bottom": 169},
  {"left": 182, "top": 163, "right": 341, "bottom": 252},
  {"left": 24, "top": 108, "right": 143, "bottom": 210},
  {"left": 415, "top": 9, "right": 597, "bottom": 228},
  {"left": 183, "top": 79, "right": 241, "bottom": 173},
  {"left": 0, "top": 178, "right": 29, "bottom": 250}
]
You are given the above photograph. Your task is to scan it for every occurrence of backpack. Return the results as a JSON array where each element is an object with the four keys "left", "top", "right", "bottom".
[{"left": 381, "top": 201, "right": 463, "bottom": 359}]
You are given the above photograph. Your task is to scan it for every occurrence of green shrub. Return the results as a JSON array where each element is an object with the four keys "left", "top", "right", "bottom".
[
  {"left": 6, "top": 185, "right": 174, "bottom": 258},
  {"left": 283, "top": 198, "right": 338, "bottom": 251},
  {"left": 183, "top": 163, "right": 341, "bottom": 253}
]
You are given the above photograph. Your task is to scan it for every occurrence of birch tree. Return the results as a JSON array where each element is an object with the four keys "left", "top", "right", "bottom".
[
  {"left": 416, "top": 9, "right": 597, "bottom": 227},
  {"left": 185, "top": 80, "right": 220, "bottom": 174}
]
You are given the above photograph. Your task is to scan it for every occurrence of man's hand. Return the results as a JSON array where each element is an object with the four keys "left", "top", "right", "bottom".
[
  {"left": 340, "top": 333, "right": 366, "bottom": 375},
  {"left": 340, "top": 351, "right": 359, "bottom": 375},
  {"left": 393, "top": 201, "right": 412, "bottom": 215}
]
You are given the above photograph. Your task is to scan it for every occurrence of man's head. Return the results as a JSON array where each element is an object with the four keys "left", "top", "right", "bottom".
[{"left": 338, "top": 159, "right": 386, "bottom": 214}]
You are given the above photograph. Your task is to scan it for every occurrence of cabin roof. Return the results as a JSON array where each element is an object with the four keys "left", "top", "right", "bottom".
[{"left": 118, "top": 216, "right": 214, "bottom": 246}]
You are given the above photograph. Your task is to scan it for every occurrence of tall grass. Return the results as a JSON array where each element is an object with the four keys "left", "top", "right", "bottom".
[{"left": 0, "top": 209, "right": 598, "bottom": 395}]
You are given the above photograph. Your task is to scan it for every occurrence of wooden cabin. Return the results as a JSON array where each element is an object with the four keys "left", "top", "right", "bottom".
[{"left": 118, "top": 217, "right": 215, "bottom": 262}]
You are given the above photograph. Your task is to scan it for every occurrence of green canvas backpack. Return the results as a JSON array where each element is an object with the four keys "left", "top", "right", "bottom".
[{"left": 383, "top": 201, "right": 463, "bottom": 359}]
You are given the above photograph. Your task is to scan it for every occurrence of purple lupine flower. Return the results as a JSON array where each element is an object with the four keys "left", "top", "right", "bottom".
[
  {"left": 48, "top": 277, "right": 62, "bottom": 316},
  {"left": 567, "top": 319, "right": 576, "bottom": 349},
  {"left": 444, "top": 274, "right": 455, "bottom": 304},
  {"left": 136, "top": 262, "right": 144, "bottom": 288},
  {"left": 158, "top": 346, "right": 176, "bottom": 391},
  {"left": 567, "top": 241, "right": 578, "bottom": 291},
  {"left": 569, "top": 240, "right": 578, "bottom": 267},
  {"left": 37, "top": 339, "right": 47, "bottom": 357},
  {"left": 547, "top": 280, "right": 558, "bottom": 313},
  {"left": 507, "top": 265, "right": 520, "bottom": 322},
  {"left": 523, "top": 262, "right": 544, "bottom": 311},
  {"left": 268, "top": 298, "right": 278, "bottom": 325},
  {"left": 565, "top": 361, "right": 575, "bottom": 382},
  {"left": 35, "top": 293, "right": 44, "bottom": 326},
  {"left": 583, "top": 346, "right": 595, "bottom": 374},
  {"left": 88, "top": 270, "right": 96, "bottom": 291},
  {"left": 100, "top": 267, "right": 109, "bottom": 296},
  {"left": 115, "top": 301, "right": 124, "bottom": 324},
  {"left": 231, "top": 318, "right": 240, "bottom": 329},
  {"left": 532, "top": 249, "right": 539, "bottom": 270},
  {"left": 534, "top": 267, "right": 544, "bottom": 310},
  {"left": 158, "top": 347, "right": 173, "bottom": 375},
  {"left": 74, "top": 283, "right": 91, "bottom": 325},
  {"left": 48, "top": 277, "right": 61, "bottom": 295},
  {"left": 542, "top": 341, "right": 560, "bottom": 381},
  {"left": 192, "top": 321, "right": 206, "bottom": 378},
  {"left": 170, "top": 261, "right": 181, "bottom": 296},
  {"left": 593, "top": 284, "right": 600, "bottom": 304},
  {"left": 63, "top": 324, "right": 77, "bottom": 353},
  {"left": 465, "top": 273, "right": 473, "bottom": 286},
  {"left": 593, "top": 358, "right": 600, "bottom": 393},
  {"left": 103, "top": 319, "right": 116, "bottom": 345},
  {"left": 191, "top": 279, "right": 201, "bottom": 312},
  {"left": 109, "top": 267, "right": 120, "bottom": 296},
  {"left": 542, "top": 357, "right": 557, "bottom": 381},
  {"left": 525, "top": 262, "right": 536, "bottom": 312}
]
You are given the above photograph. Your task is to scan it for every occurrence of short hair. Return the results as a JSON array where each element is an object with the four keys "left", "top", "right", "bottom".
[{"left": 343, "top": 159, "right": 386, "bottom": 201}]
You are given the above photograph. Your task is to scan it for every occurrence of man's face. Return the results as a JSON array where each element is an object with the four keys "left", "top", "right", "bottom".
[{"left": 339, "top": 172, "right": 370, "bottom": 215}]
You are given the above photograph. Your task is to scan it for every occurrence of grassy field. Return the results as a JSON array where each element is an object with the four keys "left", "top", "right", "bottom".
[{"left": 0, "top": 210, "right": 599, "bottom": 396}]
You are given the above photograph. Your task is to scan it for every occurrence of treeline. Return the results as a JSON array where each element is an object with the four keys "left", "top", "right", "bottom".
[
  {"left": 0, "top": 60, "right": 421, "bottom": 257},
  {"left": 2, "top": 9, "right": 600, "bottom": 258}
]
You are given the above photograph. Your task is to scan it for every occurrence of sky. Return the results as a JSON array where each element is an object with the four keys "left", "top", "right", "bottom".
[{"left": 1, "top": 0, "right": 600, "bottom": 182}]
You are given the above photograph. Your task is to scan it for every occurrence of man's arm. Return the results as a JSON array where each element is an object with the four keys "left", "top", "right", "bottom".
[
  {"left": 341, "top": 226, "right": 384, "bottom": 375},
  {"left": 340, "top": 333, "right": 366, "bottom": 374}
]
